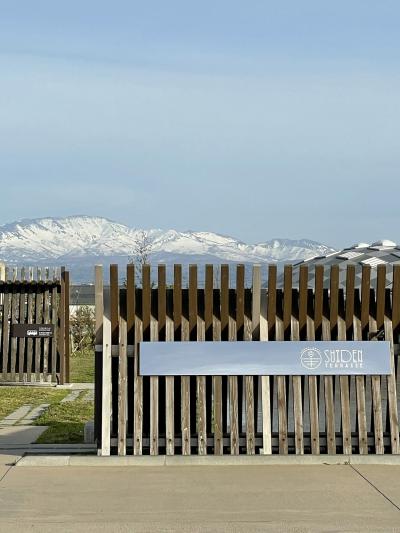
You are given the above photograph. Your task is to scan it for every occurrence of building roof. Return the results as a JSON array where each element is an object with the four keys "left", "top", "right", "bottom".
[{"left": 278, "top": 240, "right": 400, "bottom": 288}]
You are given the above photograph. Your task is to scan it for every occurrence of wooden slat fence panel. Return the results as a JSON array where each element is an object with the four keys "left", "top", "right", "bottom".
[
  {"left": 96, "top": 263, "right": 400, "bottom": 456},
  {"left": 0, "top": 267, "right": 68, "bottom": 384}
]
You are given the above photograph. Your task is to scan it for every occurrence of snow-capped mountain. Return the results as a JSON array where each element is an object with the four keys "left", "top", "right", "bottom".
[{"left": 0, "top": 216, "right": 336, "bottom": 282}]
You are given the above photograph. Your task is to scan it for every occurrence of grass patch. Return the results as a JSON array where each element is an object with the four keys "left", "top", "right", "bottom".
[
  {"left": 34, "top": 391, "right": 94, "bottom": 444},
  {"left": 70, "top": 349, "right": 94, "bottom": 383},
  {"left": 0, "top": 387, "right": 68, "bottom": 420}
]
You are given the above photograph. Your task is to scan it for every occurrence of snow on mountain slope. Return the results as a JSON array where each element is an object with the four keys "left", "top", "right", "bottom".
[{"left": 0, "top": 216, "right": 336, "bottom": 274}]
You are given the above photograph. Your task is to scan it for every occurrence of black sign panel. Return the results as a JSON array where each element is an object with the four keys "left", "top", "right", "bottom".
[{"left": 11, "top": 324, "right": 54, "bottom": 338}]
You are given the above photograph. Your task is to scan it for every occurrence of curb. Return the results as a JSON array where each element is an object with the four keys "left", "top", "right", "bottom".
[{"left": 15, "top": 454, "right": 400, "bottom": 467}]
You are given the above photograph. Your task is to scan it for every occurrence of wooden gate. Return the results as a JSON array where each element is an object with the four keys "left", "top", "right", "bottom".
[
  {"left": 95, "top": 263, "right": 399, "bottom": 456},
  {"left": 0, "top": 266, "right": 70, "bottom": 384}
]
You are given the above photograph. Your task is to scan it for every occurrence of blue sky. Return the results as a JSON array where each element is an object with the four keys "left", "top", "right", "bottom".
[{"left": 0, "top": 1, "right": 399, "bottom": 247}]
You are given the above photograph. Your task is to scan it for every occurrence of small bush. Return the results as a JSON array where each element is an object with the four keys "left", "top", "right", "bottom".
[{"left": 70, "top": 305, "right": 95, "bottom": 354}]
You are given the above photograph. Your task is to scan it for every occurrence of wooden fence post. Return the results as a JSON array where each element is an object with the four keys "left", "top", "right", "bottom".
[
  {"left": 101, "top": 282, "right": 112, "bottom": 456},
  {"left": 59, "top": 267, "right": 70, "bottom": 384},
  {"left": 64, "top": 270, "right": 70, "bottom": 383},
  {"left": 95, "top": 265, "right": 104, "bottom": 449}
]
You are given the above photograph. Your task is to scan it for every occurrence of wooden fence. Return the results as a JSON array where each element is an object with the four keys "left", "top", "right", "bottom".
[
  {"left": 0, "top": 266, "right": 70, "bottom": 384},
  {"left": 95, "top": 263, "right": 400, "bottom": 456}
]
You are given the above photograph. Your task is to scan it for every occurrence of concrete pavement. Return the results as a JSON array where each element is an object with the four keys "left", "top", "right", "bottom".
[{"left": 0, "top": 454, "right": 399, "bottom": 532}]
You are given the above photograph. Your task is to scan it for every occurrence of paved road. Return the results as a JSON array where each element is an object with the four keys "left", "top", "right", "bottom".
[{"left": 0, "top": 454, "right": 399, "bottom": 532}]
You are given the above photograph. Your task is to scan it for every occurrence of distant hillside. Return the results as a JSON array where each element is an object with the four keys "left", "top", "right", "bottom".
[{"left": 0, "top": 216, "right": 336, "bottom": 283}]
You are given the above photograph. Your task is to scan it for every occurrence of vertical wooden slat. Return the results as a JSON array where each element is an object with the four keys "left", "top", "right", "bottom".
[
  {"left": 266, "top": 265, "right": 277, "bottom": 454},
  {"left": 110, "top": 266, "right": 119, "bottom": 342},
  {"left": 345, "top": 265, "right": 355, "bottom": 338},
  {"left": 338, "top": 266, "right": 351, "bottom": 455},
  {"left": 64, "top": 270, "right": 70, "bottom": 383},
  {"left": 171, "top": 265, "right": 181, "bottom": 453},
  {"left": 110, "top": 265, "right": 119, "bottom": 439},
  {"left": 384, "top": 314, "right": 399, "bottom": 454},
  {"left": 299, "top": 265, "right": 320, "bottom": 455},
  {"left": 42, "top": 269, "right": 50, "bottom": 382},
  {"left": 223, "top": 265, "right": 238, "bottom": 455},
  {"left": 221, "top": 265, "right": 231, "bottom": 450},
  {"left": 205, "top": 264, "right": 214, "bottom": 442},
  {"left": 323, "top": 266, "right": 336, "bottom": 455},
  {"left": 190, "top": 265, "right": 206, "bottom": 455},
  {"left": 143, "top": 264, "right": 152, "bottom": 451},
  {"left": 51, "top": 270, "right": 58, "bottom": 383},
  {"left": 251, "top": 264, "right": 261, "bottom": 438},
  {"left": 18, "top": 268, "right": 26, "bottom": 382},
  {"left": 182, "top": 270, "right": 191, "bottom": 456},
  {"left": 353, "top": 306, "right": 365, "bottom": 450},
  {"left": 314, "top": 265, "right": 326, "bottom": 452},
  {"left": 260, "top": 265, "right": 276, "bottom": 455},
  {"left": 118, "top": 290, "right": 127, "bottom": 456},
  {"left": 360, "top": 265, "right": 371, "bottom": 339},
  {"left": 35, "top": 268, "right": 43, "bottom": 382},
  {"left": 283, "top": 265, "right": 292, "bottom": 340},
  {"left": 221, "top": 265, "right": 229, "bottom": 341},
  {"left": 292, "top": 268, "right": 303, "bottom": 455},
  {"left": 26, "top": 267, "right": 35, "bottom": 383},
  {"left": 101, "top": 284, "right": 112, "bottom": 456},
  {"left": 370, "top": 264, "right": 385, "bottom": 454},
  {"left": 213, "top": 267, "right": 223, "bottom": 456},
  {"left": 236, "top": 265, "right": 245, "bottom": 341},
  {"left": 276, "top": 266, "right": 292, "bottom": 455},
  {"left": 157, "top": 264, "right": 166, "bottom": 455},
  {"left": 174, "top": 265, "right": 190, "bottom": 455},
  {"left": 126, "top": 264, "right": 135, "bottom": 455},
  {"left": 160, "top": 265, "right": 174, "bottom": 456},
  {"left": 307, "top": 266, "right": 320, "bottom": 454},
  {"left": 298, "top": 265, "right": 308, "bottom": 341},
  {"left": 230, "top": 265, "right": 244, "bottom": 454},
  {"left": 94, "top": 265, "right": 104, "bottom": 449},
  {"left": 353, "top": 266, "right": 369, "bottom": 455},
  {"left": 142, "top": 265, "right": 158, "bottom": 456},
  {"left": 151, "top": 278, "right": 160, "bottom": 455},
  {"left": 173, "top": 265, "right": 182, "bottom": 451},
  {"left": 392, "top": 264, "right": 400, "bottom": 341},
  {"left": 276, "top": 315, "right": 286, "bottom": 454},
  {"left": 385, "top": 265, "right": 400, "bottom": 454},
  {"left": 1, "top": 283, "right": 10, "bottom": 380},
  {"left": 236, "top": 264, "right": 245, "bottom": 440},
  {"left": 267, "top": 265, "right": 277, "bottom": 341},
  {"left": 249, "top": 266, "right": 262, "bottom": 454},
  {"left": 252, "top": 265, "right": 261, "bottom": 341},
  {"left": 361, "top": 264, "right": 373, "bottom": 447},
  {"left": 126, "top": 264, "right": 135, "bottom": 347},
  {"left": 158, "top": 265, "right": 169, "bottom": 454},
  {"left": 9, "top": 274, "right": 19, "bottom": 382},
  {"left": 241, "top": 266, "right": 254, "bottom": 455},
  {"left": 133, "top": 268, "right": 143, "bottom": 456},
  {"left": 59, "top": 267, "right": 65, "bottom": 385}
]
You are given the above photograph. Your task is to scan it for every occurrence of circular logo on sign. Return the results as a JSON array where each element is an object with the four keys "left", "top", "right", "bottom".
[{"left": 300, "top": 347, "right": 322, "bottom": 370}]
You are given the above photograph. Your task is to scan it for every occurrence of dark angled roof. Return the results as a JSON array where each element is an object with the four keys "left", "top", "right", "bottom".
[{"left": 278, "top": 240, "right": 400, "bottom": 289}]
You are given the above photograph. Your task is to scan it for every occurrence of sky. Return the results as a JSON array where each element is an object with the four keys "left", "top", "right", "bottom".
[{"left": 0, "top": 1, "right": 399, "bottom": 248}]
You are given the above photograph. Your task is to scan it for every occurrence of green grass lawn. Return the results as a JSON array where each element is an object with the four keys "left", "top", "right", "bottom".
[
  {"left": 34, "top": 391, "right": 94, "bottom": 444},
  {"left": 0, "top": 350, "right": 95, "bottom": 443},
  {"left": 0, "top": 387, "right": 68, "bottom": 420},
  {"left": 70, "top": 349, "right": 94, "bottom": 383}
]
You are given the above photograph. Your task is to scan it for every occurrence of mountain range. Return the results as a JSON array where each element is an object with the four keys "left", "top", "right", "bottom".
[{"left": 0, "top": 216, "right": 336, "bottom": 283}]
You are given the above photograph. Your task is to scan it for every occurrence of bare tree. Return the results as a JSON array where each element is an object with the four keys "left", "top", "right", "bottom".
[{"left": 128, "top": 230, "right": 154, "bottom": 285}]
